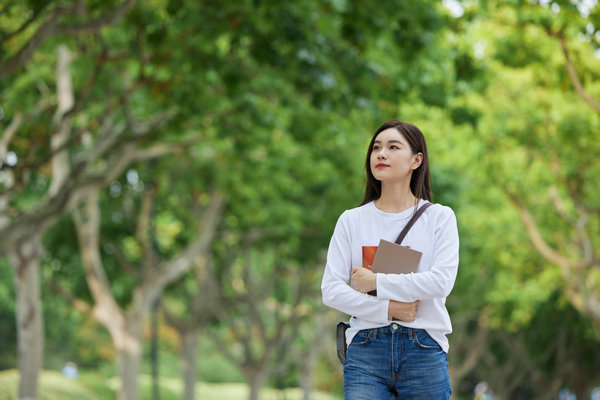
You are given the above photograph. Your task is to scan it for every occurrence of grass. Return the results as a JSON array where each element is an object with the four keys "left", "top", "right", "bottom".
[
  {"left": 0, "top": 370, "right": 100, "bottom": 400},
  {"left": 0, "top": 369, "right": 342, "bottom": 400}
]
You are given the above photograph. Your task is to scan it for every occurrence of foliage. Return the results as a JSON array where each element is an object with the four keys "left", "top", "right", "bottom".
[{"left": 2, "top": 0, "right": 600, "bottom": 398}]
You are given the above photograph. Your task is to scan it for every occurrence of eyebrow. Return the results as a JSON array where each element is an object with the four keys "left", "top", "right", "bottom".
[{"left": 374, "top": 140, "right": 403, "bottom": 144}]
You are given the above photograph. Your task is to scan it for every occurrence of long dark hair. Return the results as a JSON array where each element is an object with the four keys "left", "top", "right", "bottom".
[{"left": 360, "top": 120, "right": 432, "bottom": 206}]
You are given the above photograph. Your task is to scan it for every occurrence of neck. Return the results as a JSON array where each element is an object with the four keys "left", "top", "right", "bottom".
[{"left": 374, "top": 182, "right": 418, "bottom": 213}]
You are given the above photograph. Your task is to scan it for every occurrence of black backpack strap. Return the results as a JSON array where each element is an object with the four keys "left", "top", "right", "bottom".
[{"left": 395, "top": 202, "right": 433, "bottom": 245}]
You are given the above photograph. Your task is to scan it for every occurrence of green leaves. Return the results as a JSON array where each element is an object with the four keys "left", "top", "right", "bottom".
[{"left": 3, "top": 0, "right": 600, "bottom": 397}]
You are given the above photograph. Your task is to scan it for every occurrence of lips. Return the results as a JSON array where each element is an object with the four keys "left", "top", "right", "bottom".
[{"left": 375, "top": 163, "right": 390, "bottom": 168}]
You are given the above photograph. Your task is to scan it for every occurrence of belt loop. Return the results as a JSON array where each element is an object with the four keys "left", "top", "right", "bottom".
[{"left": 409, "top": 328, "right": 414, "bottom": 340}]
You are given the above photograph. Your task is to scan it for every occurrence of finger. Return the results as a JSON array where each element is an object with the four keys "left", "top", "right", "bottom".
[{"left": 351, "top": 267, "right": 361, "bottom": 275}]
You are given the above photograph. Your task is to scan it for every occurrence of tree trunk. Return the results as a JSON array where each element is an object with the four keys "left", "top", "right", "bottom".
[
  {"left": 9, "top": 235, "right": 44, "bottom": 400},
  {"left": 118, "top": 347, "right": 142, "bottom": 400},
  {"left": 300, "top": 349, "right": 316, "bottom": 400},
  {"left": 150, "top": 301, "right": 159, "bottom": 400},
  {"left": 246, "top": 369, "right": 267, "bottom": 400},
  {"left": 115, "top": 320, "right": 143, "bottom": 400},
  {"left": 181, "top": 330, "right": 198, "bottom": 400}
]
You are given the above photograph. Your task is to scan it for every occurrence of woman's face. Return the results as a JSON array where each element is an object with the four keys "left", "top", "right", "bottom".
[{"left": 370, "top": 128, "right": 422, "bottom": 183}]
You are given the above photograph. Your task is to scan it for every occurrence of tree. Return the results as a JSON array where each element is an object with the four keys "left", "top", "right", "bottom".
[
  {"left": 66, "top": 176, "right": 223, "bottom": 400},
  {"left": 459, "top": 0, "right": 600, "bottom": 332},
  {"left": 432, "top": 1, "right": 600, "bottom": 396},
  {"left": 161, "top": 266, "right": 218, "bottom": 400},
  {"left": 0, "top": 41, "right": 175, "bottom": 399},
  {"left": 4, "top": 2, "right": 533, "bottom": 398},
  {"left": 1, "top": 1, "right": 220, "bottom": 397},
  {"left": 161, "top": 229, "right": 222, "bottom": 400},
  {"left": 210, "top": 244, "right": 317, "bottom": 400}
]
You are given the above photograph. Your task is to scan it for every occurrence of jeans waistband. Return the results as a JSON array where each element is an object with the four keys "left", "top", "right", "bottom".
[{"left": 360, "top": 323, "right": 421, "bottom": 338}]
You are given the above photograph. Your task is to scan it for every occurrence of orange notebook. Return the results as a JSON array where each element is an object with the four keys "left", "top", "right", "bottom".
[{"left": 362, "top": 246, "right": 378, "bottom": 269}]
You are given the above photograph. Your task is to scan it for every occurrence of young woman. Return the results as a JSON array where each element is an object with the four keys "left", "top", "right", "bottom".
[{"left": 321, "top": 120, "right": 459, "bottom": 399}]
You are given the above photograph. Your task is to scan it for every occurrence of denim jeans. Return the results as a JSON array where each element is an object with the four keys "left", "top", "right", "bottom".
[{"left": 344, "top": 323, "right": 451, "bottom": 400}]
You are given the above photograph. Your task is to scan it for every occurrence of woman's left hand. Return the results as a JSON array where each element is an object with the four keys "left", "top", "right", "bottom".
[{"left": 351, "top": 267, "right": 377, "bottom": 293}]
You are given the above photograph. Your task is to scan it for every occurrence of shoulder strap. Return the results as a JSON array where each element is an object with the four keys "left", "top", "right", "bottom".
[{"left": 395, "top": 202, "right": 433, "bottom": 245}]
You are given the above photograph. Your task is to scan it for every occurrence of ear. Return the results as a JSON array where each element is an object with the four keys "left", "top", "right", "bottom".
[{"left": 411, "top": 152, "right": 423, "bottom": 170}]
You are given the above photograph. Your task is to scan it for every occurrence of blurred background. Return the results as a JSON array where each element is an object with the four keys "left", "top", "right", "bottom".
[{"left": 1, "top": 0, "right": 599, "bottom": 399}]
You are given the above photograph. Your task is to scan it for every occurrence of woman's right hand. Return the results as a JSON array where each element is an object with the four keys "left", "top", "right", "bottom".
[{"left": 388, "top": 300, "right": 419, "bottom": 322}]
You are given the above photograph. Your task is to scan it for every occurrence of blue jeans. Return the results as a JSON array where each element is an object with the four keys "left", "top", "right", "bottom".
[{"left": 344, "top": 324, "right": 451, "bottom": 400}]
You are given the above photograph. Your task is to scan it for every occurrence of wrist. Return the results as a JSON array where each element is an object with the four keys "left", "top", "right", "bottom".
[
  {"left": 370, "top": 273, "right": 377, "bottom": 292},
  {"left": 387, "top": 300, "right": 396, "bottom": 320}
]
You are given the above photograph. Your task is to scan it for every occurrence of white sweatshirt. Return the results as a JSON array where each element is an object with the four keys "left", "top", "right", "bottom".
[{"left": 321, "top": 200, "right": 459, "bottom": 352}]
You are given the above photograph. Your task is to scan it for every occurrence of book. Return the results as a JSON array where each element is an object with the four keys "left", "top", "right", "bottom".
[
  {"left": 362, "top": 239, "right": 422, "bottom": 296},
  {"left": 362, "top": 245, "right": 378, "bottom": 269},
  {"left": 371, "top": 239, "right": 422, "bottom": 274}
]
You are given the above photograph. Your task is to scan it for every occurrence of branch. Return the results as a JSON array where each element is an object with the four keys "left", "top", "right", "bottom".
[
  {"left": 0, "top": 82, "right": 57, "bottom": 172},
  {"left": 1, "top": 2, "right": 52, "bottom": 42},
  {"left": 68, "top": 46, "right": 109, "bottom": 116},
  {"left": 548, "top": 185, "right": 595, "bottom": 263},
  {"left": 47, "top": 277, "right": 92, "bottom": 314},
  {"left": 72, "top": 188, "right": 113, "bottom": 293},
  {"left": 575, "top": 205, "right": 595, "bottom": 264},
  {"left": 209, "top": 322, "right": 241, "bottom": 365},
  {"left": 271, "top": 293, "right": 311, "bottom": 368},
  {"left": 0, "top": 104, "right": 179, "bottom": 254},
  {"left": 136, "top": 184, "right": 158, "bottom": 269},
  {"left": 0, "top": 114, "right": 20, "bottom": 213},
  {"left": 180, "top": 253, "right": 222, "bottom": 317},
  {"left": 131, "top": 107, "right": 179, "bottom": 138},
  {"left": 0, "top": 108, "right": 74, "bottom": 177},
  {"left": 504, "top": 190, "right": 587, "bottom": 270},
  {"left": 554, "top": 33, "right": 600, "bottom": 115},
  {"left": 56, "top": 0, "right": 138, "bottom": 35},
  {"left": 0, "top": 6, "right": 66, "bottom": 77},
  {"left": 88, "top": 107, "right": 178, "bottom": 175},
  {"left": 96, "top": 142, "right": 183, "bottom": 185},
  {"left": 161, "top": 305, "right": 189, "bottom": 332},
  {"left": 49, "top": 45, "right": 75, "bottom": 198},
  {"left": 72, "top": 105, "right": 179, "bottom": 188},
  {"left": 75, "top": 119, "right": 126, "bottom": 169},
  {"left": 0, "top": 1, "right": 139, "bottom": 77},
  {"left": 0, "top": 168, "right": 80, "bottom": 254},
  {"left": 72, "top": 74, "right": 150, "bottom": 169},
  {"left": 104, "top": 240, "right": 141, "bottom": 279},
  {"left": 548, "top": 186, "right": 575, "bottom": 225},
  {"left": 141, "top": 191, "right": 225, "bottom": 309},
  {"left": 245, "top": 270, "right": 267, "bottom": 345},
  {"left": 0, "top": 113, "right": 22, "bottom": 155},
  {"left": 450, "top": 316, "right": 489, "bottom": 384}
]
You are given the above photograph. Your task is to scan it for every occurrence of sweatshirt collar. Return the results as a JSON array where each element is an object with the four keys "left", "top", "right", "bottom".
[{"left": 368, "top": 199, "right": 427, "bottom": 219}]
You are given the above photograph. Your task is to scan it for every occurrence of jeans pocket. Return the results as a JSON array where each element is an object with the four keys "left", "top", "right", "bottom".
[
  {"left": 413, "top": 330, "right": 442, "bottom": 350},
  {"left": 348, "top": 330, "right": 372, "bottom": 347}
]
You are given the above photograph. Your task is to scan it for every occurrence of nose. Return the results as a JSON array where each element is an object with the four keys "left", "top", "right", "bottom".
[{"left": 376, "top": 148, "right": 387, "bottom": 159}]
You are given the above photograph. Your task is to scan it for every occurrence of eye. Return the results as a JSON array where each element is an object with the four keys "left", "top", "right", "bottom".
[
  {"left": 373, "top": 145, "right": 380, "bottom": 151},
  {"left": 390, "top": 145, "right": 399, "bottom": 150}
]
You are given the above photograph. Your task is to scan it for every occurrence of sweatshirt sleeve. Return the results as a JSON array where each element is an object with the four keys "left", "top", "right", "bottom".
[
  {"left": 321, "top": 211, "right": 391, "bottom": 323},
  {"left": 375, "top": 207, "right": 459, "bottom": 302}
]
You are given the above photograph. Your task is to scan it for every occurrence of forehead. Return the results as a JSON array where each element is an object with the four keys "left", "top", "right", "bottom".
[{"left": 374, "top": 128, "right": 407, "bottom": 143}]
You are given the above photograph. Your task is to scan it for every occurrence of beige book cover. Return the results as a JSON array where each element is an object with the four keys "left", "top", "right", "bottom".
[{"left": 371, "top": 239, "right": 422, "bottom": 274}]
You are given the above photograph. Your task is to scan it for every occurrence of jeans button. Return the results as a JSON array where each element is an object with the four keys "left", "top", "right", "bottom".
[{"left": 392, "top": 323, "right": 398, "bottom": 330}]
